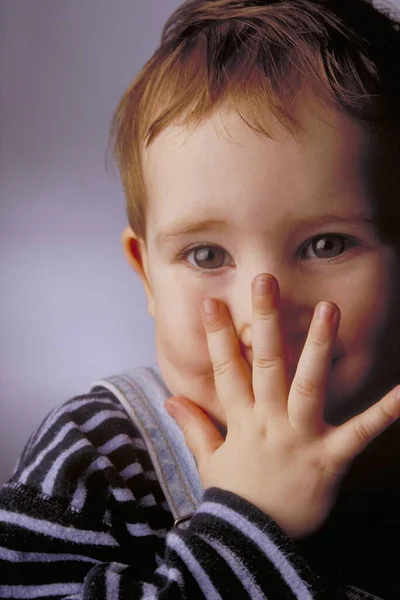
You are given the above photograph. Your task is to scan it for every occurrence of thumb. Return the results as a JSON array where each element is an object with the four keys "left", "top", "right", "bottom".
[{"left": 165, "top": 397, "right": 223, "bottom": 467}]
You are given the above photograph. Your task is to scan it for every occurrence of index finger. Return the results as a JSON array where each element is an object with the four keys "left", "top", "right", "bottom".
[{"left": 202, "top": 298, "right": 253, "bottom": 423}]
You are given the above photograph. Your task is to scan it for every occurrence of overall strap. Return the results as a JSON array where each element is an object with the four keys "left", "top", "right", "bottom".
[{"left": 91, "top": 366, "right": 203, "bottom": 525}]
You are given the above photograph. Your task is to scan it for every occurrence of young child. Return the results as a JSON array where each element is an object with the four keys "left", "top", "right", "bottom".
[{"left": 1, "top": 0, "right": 400, "bottom": 598}]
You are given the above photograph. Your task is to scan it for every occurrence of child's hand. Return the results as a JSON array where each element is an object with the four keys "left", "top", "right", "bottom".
[{"left": 165, "top": 275, "right": 400, "bottom": 539}]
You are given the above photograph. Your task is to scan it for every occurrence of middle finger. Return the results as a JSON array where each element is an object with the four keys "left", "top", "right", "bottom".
[{"left": 252, "top": 274, "right": 289, "bottom": 420}]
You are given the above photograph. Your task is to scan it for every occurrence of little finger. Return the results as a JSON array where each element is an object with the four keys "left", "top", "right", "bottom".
[{"left": 328, "top": 384, "right": 400, "bottom": 470}]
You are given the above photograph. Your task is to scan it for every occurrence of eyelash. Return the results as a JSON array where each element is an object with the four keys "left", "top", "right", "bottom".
[{"left": 176, "top": 234, "right": 360, "bottom": 273}]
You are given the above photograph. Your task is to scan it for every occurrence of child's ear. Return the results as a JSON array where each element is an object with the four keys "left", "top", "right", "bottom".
[{"left": 121, "top": 227, "right": 155, "bottom": 317}]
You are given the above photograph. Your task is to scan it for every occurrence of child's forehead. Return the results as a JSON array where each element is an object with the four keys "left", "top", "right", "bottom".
[
  {"left": 142, "top": 105, "right": 373, "bottom": 245},
  {"left": 143, "top": 103, "right": 367, "bottom": 198},
  {"left": 143, "top": 98, "right": 365, "bottom": 163}
]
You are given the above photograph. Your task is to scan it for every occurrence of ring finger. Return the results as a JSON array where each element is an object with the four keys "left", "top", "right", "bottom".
[
  {"left": 202, "top": 298, "right": 254, "bottom": 425},
  {"left": 288, "top": 301, "right": 340, "bottom": 436}
]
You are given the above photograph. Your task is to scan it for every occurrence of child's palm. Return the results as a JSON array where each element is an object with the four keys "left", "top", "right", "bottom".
[{"left": 166, "top": 275, "right": 400, "bottom": 539}]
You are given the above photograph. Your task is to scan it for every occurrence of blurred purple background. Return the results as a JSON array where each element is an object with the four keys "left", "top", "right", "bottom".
[{"left": 0, "top": 0, "right": 181, "bottom": 483}]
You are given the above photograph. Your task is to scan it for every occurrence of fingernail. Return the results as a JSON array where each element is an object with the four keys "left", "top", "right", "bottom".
[
  {"left": 254, "top": 276, "right": 273, "bottom": 296},
  {"left": 318, "top": 302, "right": 337, "bottom": 322},
  {"left": 165, "top": 400, "right": 179, "bottom": 419},
  {"left": 203, "top": 298, "right": 219, "bottom": 316}
]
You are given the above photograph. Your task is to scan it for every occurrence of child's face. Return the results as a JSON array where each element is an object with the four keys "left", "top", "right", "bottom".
[{"left": 125, "top": 101, "right": 399, "bottom": 425}]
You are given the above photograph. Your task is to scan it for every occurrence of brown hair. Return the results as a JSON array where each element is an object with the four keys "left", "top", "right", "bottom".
[{"left": 109, "top": 0, "right": 400, "bottom": 244}]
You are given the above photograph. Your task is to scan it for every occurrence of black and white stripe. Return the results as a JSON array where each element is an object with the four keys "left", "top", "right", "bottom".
[{"left": 0, "top": 388, "right": 386, "bottom": 599}]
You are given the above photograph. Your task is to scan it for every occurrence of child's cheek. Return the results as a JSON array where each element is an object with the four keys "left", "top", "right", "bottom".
[
  {"left": 323, "top": 258, "right": 399, "bottom": 422},
  {"left": 154, "top": 286, "right": 213, "bottom": 373},
  {"left": 340, "top": 264, "right": 393, "bottom": 352}
]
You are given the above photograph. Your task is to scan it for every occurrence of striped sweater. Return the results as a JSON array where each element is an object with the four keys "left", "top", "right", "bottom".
[{"left": 0, "top": 384, "right": 396, "bottom": 599}]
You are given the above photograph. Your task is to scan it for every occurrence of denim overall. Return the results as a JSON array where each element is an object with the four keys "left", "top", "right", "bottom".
[{"left": 91, "top": 366, "right": 203, "bottom": 528}]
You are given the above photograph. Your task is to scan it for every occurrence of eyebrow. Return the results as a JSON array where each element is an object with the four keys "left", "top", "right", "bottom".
[
  {"left": 156, "top": 218, "right": 229, "bottom": 247},
  {"left": 156, "top": 212, "right": 375, "bottom": 247}
]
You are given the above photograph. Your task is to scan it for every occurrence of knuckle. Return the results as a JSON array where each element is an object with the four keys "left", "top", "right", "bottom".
[
  {"left": 205, "top": 312, "right": 225, "bottom": 332},
  {"left": 310, "top": 318, "right": 333, "bottom": 349},
  {"left": 311, "top": 333, "right": 329, "bottom": 349},
  {"left": 294, "top": 375, "right": 318, "bottom": 397},
  {"left": 212, "top": 357, "right": 234, "bottom": 378},
  {"left": 253, "top": 353, "right": 283, "bottom": 371},
  {"left": 254, "top": 306, "right": 278, "bottom": 321},
  {"left": 378, "top": 400, "right": 397, "bottom": 422},
  {"left": 354, "top": 420, "right": 372, "bottom": 445},
  {"left": 180, "top": 417, "right": 195, "bottom": 440}
]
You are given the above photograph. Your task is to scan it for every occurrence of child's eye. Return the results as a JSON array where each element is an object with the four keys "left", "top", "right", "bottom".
[
  {"left": 184, "top": 244, "right": 233, "bottom": 270},
  {"left": 301, "top": 234, "right": 358, "bottom": 260},
  {"left": 179, "top": 235, "right": 357, "bottom": 271}
]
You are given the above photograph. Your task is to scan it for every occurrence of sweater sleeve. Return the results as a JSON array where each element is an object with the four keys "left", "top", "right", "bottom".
[{"left": 0, "top": 390, "right": 383, "bottom": 600}]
